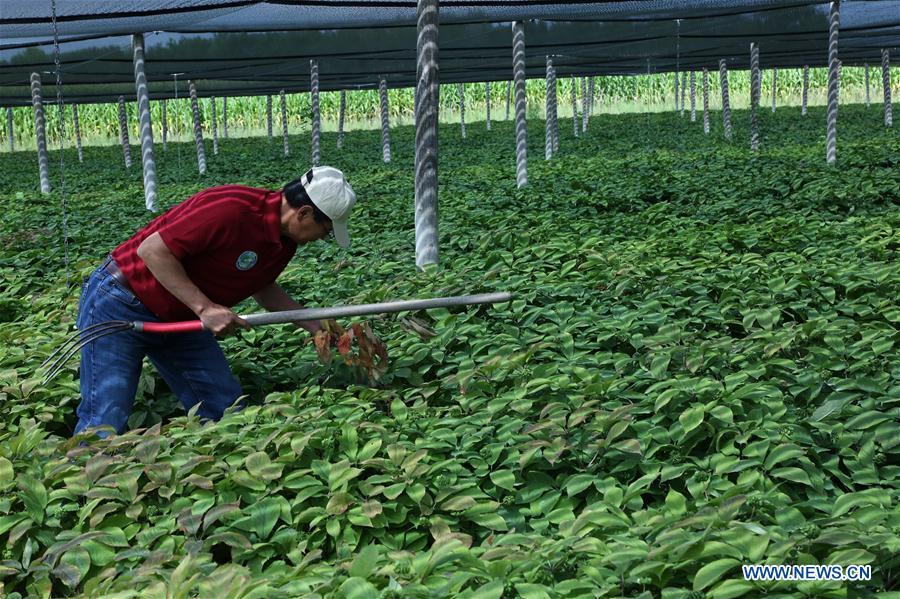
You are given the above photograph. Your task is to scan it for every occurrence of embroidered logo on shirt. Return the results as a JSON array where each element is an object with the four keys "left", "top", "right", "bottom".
[{"left": 236, "top": 251, "right": 258, "bottom": 271}]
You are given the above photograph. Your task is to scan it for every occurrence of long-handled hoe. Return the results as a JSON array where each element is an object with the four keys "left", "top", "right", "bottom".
[{"left": 41, "top": 292, "right": 512, "bottom": 383}]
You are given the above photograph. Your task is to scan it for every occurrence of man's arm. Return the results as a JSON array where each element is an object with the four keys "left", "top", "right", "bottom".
[
  {"left": 137, "top": 232, "right": 248, "bottom": 335},
  {"left": 252, "top": 282, "right": 324, "bottom": 334}
]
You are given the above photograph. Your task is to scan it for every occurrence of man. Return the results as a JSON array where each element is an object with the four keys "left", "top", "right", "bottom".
[{"left": 73, "top": 165, "right": 356, "bottom": 437}]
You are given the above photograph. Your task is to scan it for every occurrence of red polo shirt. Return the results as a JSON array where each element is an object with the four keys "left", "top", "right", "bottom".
[{"left": 111, "top": 185, "right": 297, "bottom": 321}]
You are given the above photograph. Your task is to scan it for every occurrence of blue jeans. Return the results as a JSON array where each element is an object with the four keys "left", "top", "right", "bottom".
[{"left": 74, "top": 260, "right": 243, "bottom": 437}]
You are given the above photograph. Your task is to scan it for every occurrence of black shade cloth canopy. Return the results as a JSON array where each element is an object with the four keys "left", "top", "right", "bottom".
[{"left": 1, "top": 1, "right": 898, "bottom": 105}]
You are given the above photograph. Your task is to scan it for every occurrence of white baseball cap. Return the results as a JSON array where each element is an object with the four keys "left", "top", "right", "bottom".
[{"left": 303, "top": 166, "right": 356, "bottom": 247}]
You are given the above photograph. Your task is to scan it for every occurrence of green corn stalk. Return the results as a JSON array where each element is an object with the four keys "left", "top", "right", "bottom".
[{"left": 2, "top": 67, "right": 893, "bottom": 151}]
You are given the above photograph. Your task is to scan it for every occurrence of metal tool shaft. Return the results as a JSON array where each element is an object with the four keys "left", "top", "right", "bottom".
[{"left": 241, "top": 292, "right": 512, "bottom": 327}]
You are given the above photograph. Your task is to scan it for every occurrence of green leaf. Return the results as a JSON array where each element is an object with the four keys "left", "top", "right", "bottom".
[
  {"left": 565, "top": 474, "right": 595, "bottom": 496},
  {"left": 362, "top": 500, "right": 382, "bottom": 518},
  {"left": 338, "top": 577, "right": 381, "bottom": 599},
  {"left": 468, "top": 513, "right": 508, "bottom": 531},
  {"left": 665, "top": 490, "right": 687, "bottom": 515},
  {"left": 871, "top": 336, "right": 893, "bottom": 356},
  {"left": 406, "top": 483, "right": 426, "bottom": 503},
  {"left": 442, "top": 495, "right": 476, "bottom": 511},
  {"left": 514, "top": 583, "right": 552, "bottom": 599},
  {"left": 694, "top": 558, "right": 741, "bottom": 591},
  {"left": 489, "top": 470, "right": 516, "bottom": 492},
  {"left": 205, "top": 531, "right": 252, "bottom": 550},
  {"left": 19, "top": 475, "right": 48, "bottom": 525},
  {"left": 809, "top": 395, "right": 854, "bottom": 422},
  {"left": 844, "top": 410, "right": 888, "bottom": 430},
  {"left": 233, "top": 497, "right": 281, "bottom": 540},
  {"left": 0, "top": 514, "right": 28, "bottom": 536},
  {"left": 133, "top": 429, "right": 161, "bottom": 463},
  {"left": 349, "top": 545, "right": 379, "bottom": 579},
  {"left": 390, "top": 398, "right": 408, "bottom": 422},
  {"left": 245, "top": 451, "right": 283, "bottom": 481},
  {"left": 832, "top": 490, "right": 889, "bottom": 517},
  {"left": 383, "top": 483, "right": 406, "bottom": 500},
  {"left": 327, "top": 492, "right": 354, "bottom": 515},
  {"left": 357, "top": 438, "right": 382, "bottom": 461},
  {"left": 0, "top": 457, "right": 14, "bottom": 487},
  {"left": 467, "top": 579, "right": 504, "bottom": 599},
  {"left": 756, "top": 308, "right": 779, "bottom": 330},
  {"left": 763, "top": 443, "right": 804, "bottom": 470},
  {"left": 826, "top": 548, "right": 876, "bottom": 566},
  {"left": 650, "top": 353, "right": 671, "bottom": 379},
  {"left": 326, "top": 518, "right": 341, "bottom": 538},
  {"left": 770, "top": 467, "right": 812, "bottom": 486},
  {"left": 708, "top": 579, "right": 756, "bottom": 599},
  {"left": 202, "top": 502, "right": 241, "bottom": 531},
  {"left": 679, "top": 405, "right": 705, "bottom": 437},
  {"left": 612, "top": 438, "right": 642, "bottom": 455}
]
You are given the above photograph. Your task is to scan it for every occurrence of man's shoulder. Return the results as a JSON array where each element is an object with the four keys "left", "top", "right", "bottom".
[
  {"left": 184, "top": 185, "right": 275, "bottom": 215},
  {"left": 195, "top": 185, "right": 274, "bottom": 203}
]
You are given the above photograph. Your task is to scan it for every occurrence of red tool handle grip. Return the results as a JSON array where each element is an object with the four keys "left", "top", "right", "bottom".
[{"left": 136, "top": 321, "right": 205, "bottom": 334}]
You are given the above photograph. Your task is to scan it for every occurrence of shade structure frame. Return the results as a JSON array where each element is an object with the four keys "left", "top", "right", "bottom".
[
  {"left": 161, "top": 98, "right": 167, "bottom": 150},
  {"left": 379, "top": 77, "right": 391, "bottom": 163},
  {"left": 802, "top": 64, "right": 809, "bottom": 115},
  {"left": 864, "top": 63, "right": 870, "bottom": 108},
  {"left": 505, "top": 79, "right": 511, "bottom": 121},
  {"left": 570, "top": 76, "right": 579, "bottom": 138},
  {"left": 266, "top": 93, "right": 273, "bottom": 142},
  {"left": 883, "top": 50, "right": 893, "bottom": 128},
  {"left": 588, "top": 76, "right": 596, "bottom": 117},
  {"left": 3, "top": 2, "right": 900, "bottom": 106},
  {"left": 550, "top": 64, "right": 559, "bottom": 154},
  {"left": 279, "top": 89, "right": 289, "bottom": 156},
  {"left": 457, "top": 82, "right": 465, "bottom": 139},
  {"left": 771, "top": 67, "right": 778, "bottom": 112},
  {"left": 580, "top": 76, "right": 588, "bottom": 132},
  {"left": 5, "top": 107, "right": 13, "bottom": 153},
  {"left": 188, "top": 80, "right": 207, "bottom": 173},
  {"left": 689, "top": 70, "right": 696, "bottom": 122},
  {"left": 30, "top": 72, "right": 51, "bottom": 194},
  {"left": 511, "top": 21, "right": 527, "bottom": 189},
  {"left": 719, "top": 59, "right": 733, "bottom": 141},
  {"left": 674, "top": 70, "right": 680, "bottom": 113},
  {"left": 702, "top": 67, "right": 710, "bottom": 135},
  {"left": 222, "top": 96, "right": 228, "bottom": 139},
  {"left": 117, "top": 95, "right": 132, "bottom": 168},
  {"left": 72, "top": 103, "right": 83, "bottom": 161},
  {"left": 337, "top": 88, "right": 346, "bottom": 148},
  {"left": 544, "top": 56, "right": 553, "bottom": 160},
  {"left": 131, "top": 32, "right": 158, "bottom": 211},
  {"left": 210, "top": 94, "right": 219, "bottom": 155},
  {"left": 485, "top": 80, "right": 491, "bottom": 131},
  {"left": 414, "top": 0, "right": 439, "bottom": 270},
  {"left": 750, "top": 42, "right": 760, "bottom": 151},
  {"left": 825, "top": 0, "right": 840, "bottom": 165},
  {"left": 310, "top": 59, "right": 321, "bottom": 166}
]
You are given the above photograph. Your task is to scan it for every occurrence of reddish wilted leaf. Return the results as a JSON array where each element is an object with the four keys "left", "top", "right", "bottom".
[
  {"left": 350, "top": 322, "right": 389, "bottom": 381},
  {"left": 313, "top": 330, "right": 334, "bottom": 364},
  {"left": 314, "top": 320, "right": 389, "bottom": 384},
  {"left": 338, "top": 328, "right": 355, "bottom": 357}
]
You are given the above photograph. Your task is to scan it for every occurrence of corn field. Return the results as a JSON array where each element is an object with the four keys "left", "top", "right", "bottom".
[{"left": 2, "top": 67, "right": 895, "bottom": 151}]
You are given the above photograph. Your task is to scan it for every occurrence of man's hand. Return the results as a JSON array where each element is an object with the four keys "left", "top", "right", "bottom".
[
  {"left": 198, "top": 303, "right": 250, "bottom": 336},
  {"left": 302, "top": 318, "right": 337, "bottom": 336}
]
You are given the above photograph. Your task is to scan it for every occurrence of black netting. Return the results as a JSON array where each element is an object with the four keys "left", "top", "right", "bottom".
[{"left": 1, "top": 0, "right": 898, "bottom": 105}]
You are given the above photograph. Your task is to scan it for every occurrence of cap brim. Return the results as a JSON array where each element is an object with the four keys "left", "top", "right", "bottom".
[{"left": 333, "top": 220, "right": 350, "bottom": 248}]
